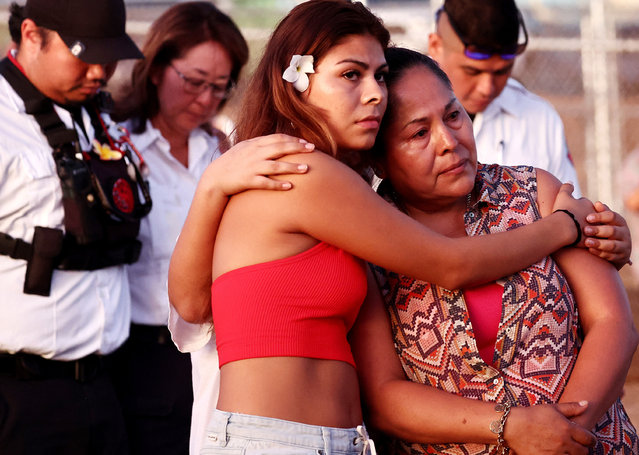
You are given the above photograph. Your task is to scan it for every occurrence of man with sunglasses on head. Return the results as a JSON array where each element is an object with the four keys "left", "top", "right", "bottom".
[{"left": 428, "top": 0, "right": 582, "bottom": 196}]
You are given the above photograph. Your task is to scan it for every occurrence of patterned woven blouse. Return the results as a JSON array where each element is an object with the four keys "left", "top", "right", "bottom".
[{"left": 373, "top": 164, "right": 638, "bottom": 455}]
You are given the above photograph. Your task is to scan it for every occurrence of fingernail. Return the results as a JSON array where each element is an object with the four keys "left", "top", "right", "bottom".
[
  {"left": 299, "top": 139, "right": 308, "bottom": 144},
  {"left": 579, "top": 400, "right": 588, "bottom": 406},
  {"left": 297, "top": 164, "right": 308, "bottom": 172},
  {"left": 585, "top": 239, "right": 595, "bottom": 247},
  {"left": 281, "top": 182, "right": 292, "bottom": 189},
  {"left": 587, "top": 215, "right": 596, "bottom": 222},
  {"left": 304, "top": 143, "right": 315, "bottom": 150},
  {"left": 584, "top": 226, "right": 594, "bottom": 235}
]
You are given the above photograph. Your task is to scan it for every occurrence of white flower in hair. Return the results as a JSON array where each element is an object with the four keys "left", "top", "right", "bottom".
[{"left": 282, "top": 55, "right": 315, "bottom": 92}]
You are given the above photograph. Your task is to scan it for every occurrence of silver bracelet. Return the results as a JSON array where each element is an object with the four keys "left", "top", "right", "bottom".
[{"left": 489, "top": 402, "right": 512, "bottom": 454}]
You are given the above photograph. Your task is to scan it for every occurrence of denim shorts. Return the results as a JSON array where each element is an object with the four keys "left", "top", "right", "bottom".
[{"left": 200, "top": 409, "right": 376, "bottom": 455}]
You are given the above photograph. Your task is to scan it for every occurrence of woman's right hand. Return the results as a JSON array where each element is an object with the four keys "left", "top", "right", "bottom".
[
  {"left": 551, "top": 183, "right": 596, "bottom": 248},
  {"left": 202, "top": 134, "right": 315, "bottom": 197},
  {"left": 505, "top": 402, "right": 596, "bottom": 455}
]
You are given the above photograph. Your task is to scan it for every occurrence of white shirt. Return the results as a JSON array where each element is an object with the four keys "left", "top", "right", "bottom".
[
  {"left": 0, "top": 75, "right": 130, "bottom": 361},
  {"left": 168, "top": 309, "right": 219, "bottom": 455},
  {"left": 125, "top": 120, "right": 222, "bottom": 326},
  {"left": 125, "top": 119, "right": 222, "bottom": 455},
  {"left": 473, "top": 78, "right": 582, "bottom": 197}
]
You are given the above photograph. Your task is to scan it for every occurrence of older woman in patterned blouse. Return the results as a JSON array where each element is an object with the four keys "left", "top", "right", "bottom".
[{"left": 350, "top": 47, "right": 638, "bottom": 455}]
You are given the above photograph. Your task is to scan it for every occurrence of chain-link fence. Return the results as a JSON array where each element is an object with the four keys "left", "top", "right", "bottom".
[{"left": 370, "top": 0, "right": 639, "bottom": 210}]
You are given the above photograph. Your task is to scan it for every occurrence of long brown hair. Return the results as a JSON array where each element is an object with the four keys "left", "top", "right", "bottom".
[
  {"left": 234, "top": 0, "right": 389, "bottom": 159},
  {"left": 114, "top": 1, "right": 248, "bottom": 133}
]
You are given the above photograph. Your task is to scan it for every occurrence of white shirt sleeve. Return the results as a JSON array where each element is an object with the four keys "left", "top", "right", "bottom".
[{"left": 167, "top": 303, "right": 213, "bottom": 353}]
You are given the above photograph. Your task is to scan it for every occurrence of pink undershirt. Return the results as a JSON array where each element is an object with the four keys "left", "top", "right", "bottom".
[{"left": 462, "top": 282, "right": 504, "bottom": 366}]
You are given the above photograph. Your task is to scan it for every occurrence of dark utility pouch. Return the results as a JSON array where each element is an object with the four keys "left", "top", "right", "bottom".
[
  {"left": 56, "top": 151, "right": 105, "bottom": 244},
  {"left": 87, "top": 156, "right": 144, "bottom": 223},
  {"left": 23, "top": 227, "right": 64, "bottom": 296}
]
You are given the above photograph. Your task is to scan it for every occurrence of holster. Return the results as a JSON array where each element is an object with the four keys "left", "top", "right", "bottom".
[{"left": 23, "top": 227, "right": 64, "bottom": 296}]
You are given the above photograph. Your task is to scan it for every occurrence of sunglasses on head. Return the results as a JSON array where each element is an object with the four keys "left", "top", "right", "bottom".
[{"left": 437, "top": 6, "right": 528, "bottom": 60}]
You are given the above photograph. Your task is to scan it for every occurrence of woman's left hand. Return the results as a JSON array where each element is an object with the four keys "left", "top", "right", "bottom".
[{"left": 583, "top": 201, "right": 632, "bottom": 269}]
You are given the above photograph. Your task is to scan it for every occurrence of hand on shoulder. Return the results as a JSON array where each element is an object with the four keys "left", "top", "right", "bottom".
[{"left": 201, "top": 134, "right": 315, "bottom": 197}]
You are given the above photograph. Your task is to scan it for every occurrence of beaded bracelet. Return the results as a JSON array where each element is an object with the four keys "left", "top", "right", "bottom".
[
  {"left": 489, "top": 402, "right": 512, "bottom": 454},
  {"left": 553, "top": 209, "right": 582, "bottom": 247}
]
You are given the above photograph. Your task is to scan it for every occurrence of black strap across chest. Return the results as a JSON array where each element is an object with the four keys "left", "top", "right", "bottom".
[
  {"left": 0, "top": 57, "right": 146, "bottom": 295},
  {"left": 0, "top": 57, "right": 81, "bottom": 148}
]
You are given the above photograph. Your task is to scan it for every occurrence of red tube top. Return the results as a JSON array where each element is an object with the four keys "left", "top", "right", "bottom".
[{"left": 211, "top": 242, "right": 367, "bottom": 368}]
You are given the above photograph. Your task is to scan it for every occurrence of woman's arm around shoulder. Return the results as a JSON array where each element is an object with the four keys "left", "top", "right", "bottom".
[
  {"left": 537, "top": 168, "right": 639, "bottom": 429},
  {"left": 283, "top": 154, "right": 590, "bottom": 289}
]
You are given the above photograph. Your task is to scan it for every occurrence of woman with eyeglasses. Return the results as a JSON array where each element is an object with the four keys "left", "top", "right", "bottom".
[{"left": 110, "top": 3, "right": 312, "bottom": 453}]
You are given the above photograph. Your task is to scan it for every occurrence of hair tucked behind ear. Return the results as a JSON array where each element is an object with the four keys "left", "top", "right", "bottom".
[{"left": 234, "top": 0, "right": 389, "bottom": 160}]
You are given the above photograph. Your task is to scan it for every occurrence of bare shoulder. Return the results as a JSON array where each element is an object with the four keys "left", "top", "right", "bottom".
[
  {"left": 535, "top": 168, "right": 562, "bottom": 217},
  {"left": 219, "top": 149, "right": 385, "bottom": 252},
  {"left": 281, "top": 151, "right": 372, "bottom": 196},
  {"left": 536, "top": 168, "right": 562, "bottom": 191},
  {"left": 221, "top": 152, "right": 364, "bottom": 225},
  {"left": 278, "top": 150, "right": 362, "bottom": 177}
]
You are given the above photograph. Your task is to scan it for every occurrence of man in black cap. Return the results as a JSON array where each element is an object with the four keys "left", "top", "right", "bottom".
[
  {"left": 428, "top": 0, "right": 582, "bottom": 196},
  {"left": 0, "top": 1, "right": 148, "bottom": 453}
]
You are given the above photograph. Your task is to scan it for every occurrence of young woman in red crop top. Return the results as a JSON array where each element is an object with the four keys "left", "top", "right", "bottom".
[{"left": 167, "top": 2, "right": 632, "bottom": 453}]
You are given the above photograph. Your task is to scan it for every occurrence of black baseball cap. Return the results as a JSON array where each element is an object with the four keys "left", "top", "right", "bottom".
[{"left": 24, "top": 0, "right": 143, "bottom": 64}]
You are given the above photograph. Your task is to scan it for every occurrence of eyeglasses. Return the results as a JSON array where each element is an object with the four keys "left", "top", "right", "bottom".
[
  {"left": 169, "top": 64, "right": 234, "bottom": 99},
  {"left": 437, "top": 6, "right": 528, "bottom": 61}
]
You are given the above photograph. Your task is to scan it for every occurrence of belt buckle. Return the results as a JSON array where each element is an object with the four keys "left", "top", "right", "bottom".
[
  {"left": 74, "top": 356, "right": 101, "bottom": 383},
  {"left": 74, "top": 361, "right": 83, "bottom": 382},
  {"left": 157, "top": 327, "right": 171, "bottom": 345}
]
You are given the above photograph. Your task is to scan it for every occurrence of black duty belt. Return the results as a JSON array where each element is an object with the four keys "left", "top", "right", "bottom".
[
  {"left": 0, "top": 352, "right": 110, "bottom": 383},
  {"left": 129, "top": 323, "right": 173, "bottom": 346}
]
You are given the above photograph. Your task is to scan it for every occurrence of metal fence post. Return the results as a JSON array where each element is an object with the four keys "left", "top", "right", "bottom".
[{"left": 582, "top": 0, "right": 621, "bottom": 208}]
